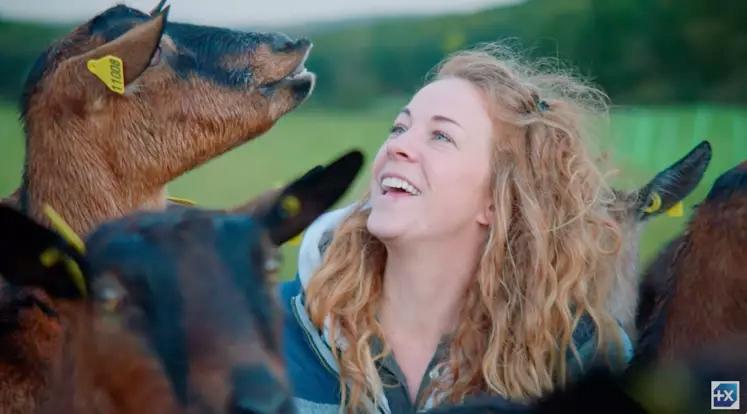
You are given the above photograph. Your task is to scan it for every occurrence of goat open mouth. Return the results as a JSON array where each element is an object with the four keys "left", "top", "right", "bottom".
[
  {"left": 283, "top": 65, "right": 315, "bottom": 89},
  {"left": 259, "top": 44, "right": 315, "bottom": 92},
  {"left": 287, "top": 58, "right": 310, "bottom": 80},
  {"left": 284, "top": 41, "right": 313, "bottom": 80}
]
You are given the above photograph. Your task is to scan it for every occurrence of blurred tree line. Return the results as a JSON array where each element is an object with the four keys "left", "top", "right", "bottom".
[
  {"left": 296, "top": 0, "right": 747, "bottom": 108},
  {"left": 0, "top": 19, "right": 68, "bottom": 104},
  {"left": 0, "top": 0, "right": 745, "bottom": 108}
]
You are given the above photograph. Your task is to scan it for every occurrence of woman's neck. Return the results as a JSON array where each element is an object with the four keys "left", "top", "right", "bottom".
[
  {"left": 378, "top": 234, "right": 484, "bottom": 403},
  {"left": 379, "top": 233, "right": 483, "bottom": 346}
]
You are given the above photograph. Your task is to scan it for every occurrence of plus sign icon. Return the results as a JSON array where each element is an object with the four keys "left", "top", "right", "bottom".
[{"left": 711, "top": 381, "right": 740, "bottom": 410}]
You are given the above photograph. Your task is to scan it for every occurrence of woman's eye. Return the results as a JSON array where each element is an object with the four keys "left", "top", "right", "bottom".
[
  {"left": 433, "top": 131, "right": 453, "bottom": 143},
  {"left": 389, "top": 125, "right": 406, "bottom": 136}
]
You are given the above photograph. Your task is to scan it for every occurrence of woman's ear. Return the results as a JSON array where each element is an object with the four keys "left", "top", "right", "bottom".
[{"left": 477, "top": 200, "right": 495, "bottom": 227}]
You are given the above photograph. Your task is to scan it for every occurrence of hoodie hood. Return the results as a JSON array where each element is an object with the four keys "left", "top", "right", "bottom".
[{"left": 297, "top": 203, "right": 363, "bottom": 289}]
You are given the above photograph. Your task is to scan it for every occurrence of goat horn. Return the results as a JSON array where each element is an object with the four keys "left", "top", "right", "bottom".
[{"left": 150, "top": 0, "right": 168, "bottom": 16}]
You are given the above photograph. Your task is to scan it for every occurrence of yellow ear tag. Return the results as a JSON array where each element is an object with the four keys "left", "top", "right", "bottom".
[
  {"left": 39, "top": 248, "right": 88, "bottom": 298},
  {"left": 167, "top": 196, "right": 197, "bottom": 206},
  {"left": 43, "top": 205, "right": 86, "bottom": 254},
  {"left": 63, "top": 259, "right": 87, "bottom": 297},
  {"left": 286, "top": 232, "right": 303, "bottom": 246},
  {"left": 86, "top": 55, "right": 126, "bottom": 95},
  {"left": 643, "top": 192, "right": 662, "bottom": 214},
  {"left": 280, "top": 195, "right": 301, "bottom": 218},
  {"left": 665, "top": 201, "right": 684, "bottom": 217},
  {"left": 41, "top": 205, "right": 88, "bottom": 297},
  {"left": 40, "top": 248, "right": 63, "bottom": 268}
]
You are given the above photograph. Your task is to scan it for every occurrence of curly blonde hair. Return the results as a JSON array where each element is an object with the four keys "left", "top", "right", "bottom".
[{"left": 306, "top": 43, "right": 624, "bottom": 412}]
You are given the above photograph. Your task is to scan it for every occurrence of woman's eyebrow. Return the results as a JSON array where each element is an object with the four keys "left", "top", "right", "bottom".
[
  {"left": 399, "top": 109, "right": 462, "bottom": 129},
  {"left": 432, "top": 115, "right": 463, "bottom": 129}
]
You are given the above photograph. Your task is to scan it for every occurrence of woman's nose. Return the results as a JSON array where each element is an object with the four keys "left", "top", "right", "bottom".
[{"left": 386, "top": 133, "right": 419, "bottom": 162}]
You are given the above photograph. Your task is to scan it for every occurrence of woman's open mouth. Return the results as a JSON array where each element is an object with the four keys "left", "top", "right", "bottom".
[{"left": 380, "top": 176, "right": 421, "bottom": 196}]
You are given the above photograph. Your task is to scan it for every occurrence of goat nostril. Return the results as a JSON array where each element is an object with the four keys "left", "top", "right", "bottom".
[
  {"left": 230, "top": 365, "right": 293, "bottom": 414},
  {"left": 269, "top": 36, "right": 311, "bottom": 53},
  {"left": 269, "top": 33, "right": 295, "bottom": 53},
  {"left": 231, "top": 396, "right": 295, "bottom": 414},
  {"left": 281, "top": 41, "right": 295, "bottom": 52}
]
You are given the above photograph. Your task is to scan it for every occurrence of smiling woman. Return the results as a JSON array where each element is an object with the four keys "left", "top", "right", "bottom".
[
  {"left": 368, "top": 78, "right": 495, "bottom": 245},
  {"left": 280, "top": 42, "right": 633, "bottom": 414}
]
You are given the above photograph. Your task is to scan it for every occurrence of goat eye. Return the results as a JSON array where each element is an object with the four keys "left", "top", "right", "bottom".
[
  {"left": 264, "top": 256, "right": 280, "bottom": 274},
  {"left": 101, "top": 295, "right": 125, "bottom": 313},
  {"left": 92, "top": 273, "right": 127, "bottom": 313},
  {"left": 263, "top": 249, "right": 282, "bottom": 276},
  {"left": 643, "top": 192, "right": 662, "bottom": 213},
  {"left": 149, "top": 46, "right": 162, "bottom": 67}
]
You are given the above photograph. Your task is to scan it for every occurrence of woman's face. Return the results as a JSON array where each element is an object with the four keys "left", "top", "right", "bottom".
[{"left": 367, "top": 77, "right": 495, "bottom": 243}]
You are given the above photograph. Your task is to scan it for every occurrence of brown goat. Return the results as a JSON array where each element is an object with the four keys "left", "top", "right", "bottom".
[
  {"left": 0, "top": 4, "right": 317, "bottom": 411},
  {"left": 7, "top": 2, "right": 314, "bottom": 235},
  {"left": 635, "top": 159, "right": 747, "bottom": 362},
  {"left": 0, "top": 150, "right": 364, "bottom": 413}
]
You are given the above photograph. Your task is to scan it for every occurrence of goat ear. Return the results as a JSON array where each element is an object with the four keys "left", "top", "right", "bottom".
[
  {"left": 0, "top": 206, "right": 88, "bottom": 299},
  {"left": 636, "top": 141, "right": 712, "bottom": 220},
  {"left": 231, "top": 187, "right": 284, "bottom": 218},
  {"left": 69, "top": 8, "right": 168, "bottom": 95},
  {"left": 256, "top": 150, "right": 365, "bottom": 246},
  {"left": 150, "top": 0, "right": 169, "bottom": 16}
]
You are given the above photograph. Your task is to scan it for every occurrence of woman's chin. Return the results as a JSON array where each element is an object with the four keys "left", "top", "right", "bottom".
[{"left": 366, "top": 213, "right": 410, "bottom": 241}]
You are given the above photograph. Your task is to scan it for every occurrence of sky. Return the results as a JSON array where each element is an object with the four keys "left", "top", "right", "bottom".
[{"left": 0, "top": 0, "right": 518, "bottom": 27}]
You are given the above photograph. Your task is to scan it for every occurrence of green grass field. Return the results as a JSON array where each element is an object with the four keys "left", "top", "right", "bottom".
[{"left": 1, "top": 101, "right": 745, "bottom": 279}]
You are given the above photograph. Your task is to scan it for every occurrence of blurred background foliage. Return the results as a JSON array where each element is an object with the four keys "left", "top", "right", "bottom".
[
  {"left": 0, "top": 0, "right": 745, "bottom": 278},
  {"left": 2, "top": 0, "right": 746, "bottom": 106}
]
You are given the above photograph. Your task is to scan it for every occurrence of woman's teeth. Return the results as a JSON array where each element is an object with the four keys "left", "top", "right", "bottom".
[{"left": 381, "top": 176, "right": 421, "bottom": 196}]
